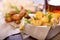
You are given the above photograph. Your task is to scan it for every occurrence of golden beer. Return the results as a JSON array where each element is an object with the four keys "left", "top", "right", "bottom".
[{"left": 46, "top": 0, "right": 60, "bottom": 13}]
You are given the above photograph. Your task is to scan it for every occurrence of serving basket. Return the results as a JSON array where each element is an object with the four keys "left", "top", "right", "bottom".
[{"left": 23, "top": 23, "right": 51, "bottom": 40}]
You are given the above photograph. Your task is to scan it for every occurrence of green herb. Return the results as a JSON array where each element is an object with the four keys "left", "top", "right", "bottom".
[
  {"left": 26, "top": 10, "right": 32, "bottom": 17},
  {"left": 25, "top": 19, "right": 30, "bottom": 24},
  {"left": 27, "top": 10, "right": 32, "bottom": 14},
  {"left": 10, "top": 5, "right": 20, "bottom": 13},
  {"left": 48, "top": 14, "right": 52, "bottom": 20},
  {"left": 5, "top": 13, "right": 10, "bottom": 18}
]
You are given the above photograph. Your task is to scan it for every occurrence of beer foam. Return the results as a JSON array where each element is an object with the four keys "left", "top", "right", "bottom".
[{"left": 48, "top": 0, "right": 60, "bottom": 6}]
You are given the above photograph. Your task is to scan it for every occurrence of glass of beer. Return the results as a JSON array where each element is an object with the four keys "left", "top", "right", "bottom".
[{"left": 46, "top": 0, "right": 60, "bottom": 13}]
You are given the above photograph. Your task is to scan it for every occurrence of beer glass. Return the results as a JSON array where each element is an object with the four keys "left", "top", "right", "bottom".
[{"left": 46, "top": 0, "right": 60, "bottom": 13}]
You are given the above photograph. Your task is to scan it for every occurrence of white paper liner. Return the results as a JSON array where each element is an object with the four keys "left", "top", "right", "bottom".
[{"left": 23, "top": 24, "right": 51, "bottom": 40}]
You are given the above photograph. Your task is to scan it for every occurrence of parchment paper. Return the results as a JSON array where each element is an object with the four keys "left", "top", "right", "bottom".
[{"left": 23, "top": 24, "right": 51, "bottom": 40}]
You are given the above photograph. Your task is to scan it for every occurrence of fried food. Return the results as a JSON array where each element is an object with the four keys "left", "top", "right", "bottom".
[
  {"left": 9, "top": 11, "right": 17, "bottom": 16},
  {"left": 42, "top": 23, "right": 50, "bottom": 26},
  {"left": 42, "top": 16, "right": 49, "bottom": 23},
  {"left": 51, "top": 18, "right": 59, "bottom": 24},
  {"left": 30, "top": 18, "right": 42, "bottom": 26},
  {"left": 5, "top": 13, "right": 12, "bottom": 22},
  {"left": 52, "top": 14, "right": 59, "bottom": 19},
  {"left": 5, "top": 7, "right": 29, "bottom": 24},
  {"left": 36, "top": 11, "right": 43, "bottom": 19},
  {"left": 20, "top": 26, "right": 25, "bottom": 30},
  {"left": 5, "top": 17, "right": 12, "bottom": 22},
  {"left": 12, "top": 14, "right": 20, "bottom": 21},
  {"left": 19, "top": 9, "right": 27, "bottom": 19}
]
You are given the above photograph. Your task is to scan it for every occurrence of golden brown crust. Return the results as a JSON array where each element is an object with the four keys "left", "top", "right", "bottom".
[
  {"left": 5, "top": 17, "right": 12, "bottom": 22},
  {"left": 9, "top": 11, "right": 17, "bottom": 16},
  {"left": 12, "top": 14, "right": 20, "bottom": 21},
  {"left": 19, "top": 9, "right": 27, "bottom": 19}
]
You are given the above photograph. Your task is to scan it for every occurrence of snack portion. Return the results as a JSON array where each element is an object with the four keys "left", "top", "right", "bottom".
[
  {"left": 5, "top": 13, "right": 12, "bottom": 22},
  {"left": 30, "top": 11, "right": 60, "bottom": 26},
  {"left": 4, "top": 6, "right": 32, "bottom": 24}
]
